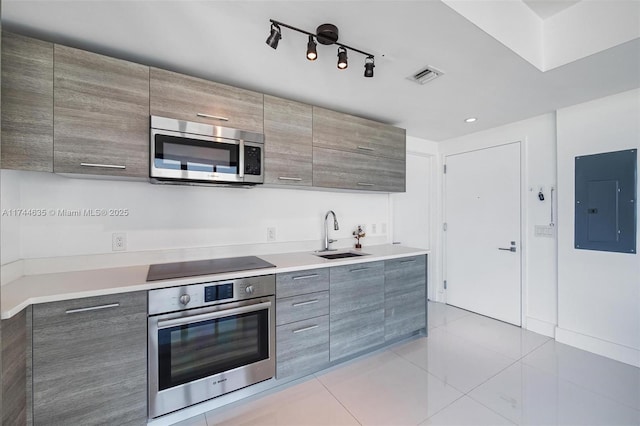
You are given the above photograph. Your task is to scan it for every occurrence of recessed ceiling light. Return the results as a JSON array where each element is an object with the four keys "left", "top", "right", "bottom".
[{"left": 465, "top": 117, "right": 477, "bottom": 123}]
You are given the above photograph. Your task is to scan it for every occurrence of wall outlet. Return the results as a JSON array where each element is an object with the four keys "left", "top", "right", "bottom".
[
  {"left": 112, "top": 232, "right": 127, "bottom": 251},
  {"left": 381, "top": 222, "right": 387, "bottom": 234},
  {"left": 267, "top": 227, "right": 277, "bottom": 242},
  {"left": 371, "top": 223, "right": 377, "bottom": 234}
]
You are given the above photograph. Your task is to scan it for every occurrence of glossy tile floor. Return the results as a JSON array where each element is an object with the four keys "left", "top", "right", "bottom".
[{"left": 174, "top": 302, "right": 640, "bottom": 426}]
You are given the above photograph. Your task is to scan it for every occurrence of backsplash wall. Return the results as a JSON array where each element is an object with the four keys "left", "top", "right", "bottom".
[{"left": 0, "top": 170, "right": 391, "bottom": 264}]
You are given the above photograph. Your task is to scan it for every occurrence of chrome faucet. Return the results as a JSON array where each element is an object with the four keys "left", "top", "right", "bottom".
[{"left": 321, "top": 210, "right": 339, "bottom": 251}]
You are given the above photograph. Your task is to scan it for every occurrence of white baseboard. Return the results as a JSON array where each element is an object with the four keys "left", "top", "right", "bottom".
[
  {"left": 555, "top": 327, "right": 640, "bottom": 368},
  {"left": 525, "top": 316, "right": 556, "bottom": 338}
]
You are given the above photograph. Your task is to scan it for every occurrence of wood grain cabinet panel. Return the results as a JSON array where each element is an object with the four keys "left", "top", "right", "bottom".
[
  {"left": 1, "top": 32, "right": 53, "bottom": 171},
  {"left": 1, "top": 307, "right": 31, "bottom": 426},
  {"left": 312, "top": 107, "right": 405, "bottom": 161},
  {"left": 264, "top": 95, "right": 312, "bottom": 186},
  {"left": 276, "top": 268, "right": 329, "bottom": 299},
  {"left": 313, "top": 147, "right": 406, "bottom": 192},
  {"left": 329, "top": 262, "right": 385, "bottom": 361},
  {"left": 53, "top": 45, "right": 149, "bottom": 177},
  {"left": 32, "top": 292, "right": 147, "bottom": 425},
  {"left": 150, "top": 67, "right": 264, "bottom": 133},
  {"left": 276, "top": 316, "right": 329, "bottom": 379},
  {"left": 384, "top": 255, "right": 427, "bottom": 341}
]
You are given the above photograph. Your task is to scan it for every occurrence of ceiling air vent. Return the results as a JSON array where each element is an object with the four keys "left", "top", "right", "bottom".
[{"left": 408, "top": 66, "right": 443, "bottom": 85}]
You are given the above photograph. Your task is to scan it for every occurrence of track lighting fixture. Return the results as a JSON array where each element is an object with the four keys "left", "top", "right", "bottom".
[
  {"left": 265, "top": 19, "right": 375, "bottom": 78},
  {"left": 364, "top": 56, "right": 375, "bottom": 77},
  {"left": 265, "top": 23, "right": 281, "bottom": 49},
  {"left": 306, "top": 35, "right": 317, "bottom": 61},
  {"left": 337, "top": 47, "right": 348, "bottom": 69}
]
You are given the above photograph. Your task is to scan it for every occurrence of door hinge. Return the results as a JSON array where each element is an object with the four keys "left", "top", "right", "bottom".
[
  {"left": 443, "top": 222, "right": 447, "bottom": 231},
  {"left": 444, "top": 280, "right": 447, "bottom": 290},
  {"left": 444, "top": 164, "right": 447, "bottom": 174}
]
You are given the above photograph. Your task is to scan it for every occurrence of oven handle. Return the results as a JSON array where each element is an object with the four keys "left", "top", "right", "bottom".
[{"left": 156, "top": 300, "right": 272, "bottom": 329}]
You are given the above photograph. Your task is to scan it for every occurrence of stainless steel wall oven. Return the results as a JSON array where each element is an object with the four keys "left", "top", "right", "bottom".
[{"left": 147, "top": 275, "right": 275, "bottom": 418}]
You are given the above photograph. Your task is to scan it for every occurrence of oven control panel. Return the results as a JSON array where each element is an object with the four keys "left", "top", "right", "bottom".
[
  {"left": 204, "top": 283, "right": 234, "bottom": 303},
  {"left": 148, "top": 274, "right": 275, "bottom": 315}
]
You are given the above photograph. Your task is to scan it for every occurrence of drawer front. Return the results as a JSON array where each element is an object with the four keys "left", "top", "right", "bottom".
[
  {"left": 276, "top": 291, "right": 329, "bottom": 326},
  {"left": 276, "top": 268, "right": 329, "bottom": 299},
  {"left": 276, "top": 316, "right": 329, "bottom": 379}
]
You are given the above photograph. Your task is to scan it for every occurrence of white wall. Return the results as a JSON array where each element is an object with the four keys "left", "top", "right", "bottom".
[
  {"left": 556, "top": 89, "right": 640, "bottom": 367},
  {"left": 0, "top": 171, "right": 21, "bottom": 264},
  {"left": 0, "top": 170, "right": 391, "bottom": 265},
  {"left": 392, "top": 136, "right": 440, "bottom": 300},
  {"left": 439, "top": 113, "right": 558, "bottom": 336}
]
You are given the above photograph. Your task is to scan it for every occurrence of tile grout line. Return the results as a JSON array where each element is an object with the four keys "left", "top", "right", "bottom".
[{"left": 313, "top": 375, "right": 364, "bottom": 426}]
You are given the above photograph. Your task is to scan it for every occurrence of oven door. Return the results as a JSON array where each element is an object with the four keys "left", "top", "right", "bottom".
[
  {"left": 150, "top": 128, "right": 244, "bottom": 183},
  {"left": 148, "top": 296, "right": 275, "bottom": 418}
]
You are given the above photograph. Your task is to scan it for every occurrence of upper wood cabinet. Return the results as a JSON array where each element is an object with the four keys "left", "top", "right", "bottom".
[
  {"left": 1, "top": 32, "right": 53, "bottom": 172},
  {"left": 53, "top": 45, "right": 150, "bottom": 177},
  {"left": 264, "top": 95, "right": 312, "bottom": 186},
  {"left": 150, "top": 68, "right": 264, "bottom": 133},
  {"left": 313, "top": 107, "right": 406, "bottom": 161}
]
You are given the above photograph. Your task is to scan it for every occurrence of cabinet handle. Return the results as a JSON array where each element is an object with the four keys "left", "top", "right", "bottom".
[
  {"left": 80, "top": 163, "right": 126, "bottom": 170},
  {"left": 349, "top": 267, "right": 370, "bottom": 273},
  {"left": 278, "top": 177, "right": 303, "bottom": 181},
  {"left": 357, "top": 183, "right": 375, "bottom": 187},
  {"left": 65, "top": 303, "right": 120, "bottom": 314},
  {"left": 196, "top": 113, "right": 229, "bottom": 122},
  {"left": 292, "top": 274, "right": 319, "bottom": 281},
  {"left": 292, "top": 324, "right": 319, "bottom": 334},
  {"left": 401, "top": 259, "right": 416, "bottom": 264},
  {"left": 292, "top": 299, "right": 319, "bottom": 307},
  {"left": 357, "top": 146, "right": 375, "bottom": 152}
]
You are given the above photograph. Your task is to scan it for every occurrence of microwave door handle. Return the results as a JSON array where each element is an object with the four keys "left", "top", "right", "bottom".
[
  {"left": 156, "top": 300, "right": 271, "bottom": 329},
  {"left": 238, "top": 139, "right": 245, "bottom": 179}
]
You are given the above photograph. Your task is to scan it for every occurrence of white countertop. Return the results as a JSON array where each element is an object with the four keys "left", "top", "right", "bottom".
[{"left": 1, "top": 244, "right": 427, "bottom": 319}]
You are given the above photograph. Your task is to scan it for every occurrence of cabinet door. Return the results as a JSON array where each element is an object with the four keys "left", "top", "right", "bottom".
[
  {"left": 264, "top": 95, "right": 312, "bottom": 186},
  {"left": 53, "top": 45, "right": 149, "bottom": 177},
  {"left": 384, "top": 255, "right": 427, "bottom": 341},
  {"left": 32, "top": 292, "right": 147, "bottom": 425},
  {"left": 313, "top": 107, "right": 405, "bottom": 161},
  {"left": 150, "top": 68, "right": 264, "bottom": 133},
  {"left": 329, "top": 262, "right": 384, "bottom": 361},
  {"left": 1, "top": 32, "right": 53, "bottom": 171},
  {"left": 313, "top": 147, "right": 406, "bottom": 192},
  {"left": 276, "top": 316, "right": 329, "bottom": 379}
]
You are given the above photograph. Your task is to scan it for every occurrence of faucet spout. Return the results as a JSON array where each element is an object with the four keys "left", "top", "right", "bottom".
[{"left": 322, "top": 210, "right": 339, "bottom": 251}]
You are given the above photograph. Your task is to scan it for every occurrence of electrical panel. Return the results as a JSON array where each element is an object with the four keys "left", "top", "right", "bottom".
[{"left": 575, "top": 149, "right": 637, "bottom": 253}]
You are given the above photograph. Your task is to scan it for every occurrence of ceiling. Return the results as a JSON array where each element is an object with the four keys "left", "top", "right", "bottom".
[
  {"left": 523, "top": 0, "right": 581, "bottom": 19},
  {"left": 2, "top": 1, "right": 639, "bottom": 142}
]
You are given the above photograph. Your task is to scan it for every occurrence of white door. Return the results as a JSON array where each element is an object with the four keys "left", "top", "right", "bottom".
[{"left": 444, "top": 142, "right": 521, "bottom": 325}]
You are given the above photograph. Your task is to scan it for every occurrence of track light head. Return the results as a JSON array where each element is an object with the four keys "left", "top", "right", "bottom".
[
  {"left": 364, "top": 56, "right": 375, "bottom": 78},
  {"left": 266, "top": 23, "right": 281, "bottom": 49},
  {"left": 306, "top": 35, "right": 317, "bottom": 61},
  {"left": 337, "top": 47, "right": 348, "bottom": 70}
]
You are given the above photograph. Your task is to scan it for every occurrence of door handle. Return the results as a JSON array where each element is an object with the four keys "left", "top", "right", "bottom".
[{"left": 498, "top": 247, "right": 517, "bottom": 252}]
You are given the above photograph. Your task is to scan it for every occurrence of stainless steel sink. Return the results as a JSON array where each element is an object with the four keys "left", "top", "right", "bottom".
[{"left": 314, "top": 251, "right": 369, "bottom": 260}]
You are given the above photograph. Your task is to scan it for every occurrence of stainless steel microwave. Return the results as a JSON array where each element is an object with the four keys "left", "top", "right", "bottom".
[{"left": 150, "top": 116, "right": 264, "bottom": 185}]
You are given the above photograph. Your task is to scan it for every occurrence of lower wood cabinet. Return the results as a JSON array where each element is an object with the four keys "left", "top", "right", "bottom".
[
  {"left": 32, "top": 292, "right": 147, "bottom": 425},
  {"left": 384, "top": 255, "right": 427, "bottom": 341},
  {"left": 276, "top": 270, "right": 330, "bottom": 379},
  {"left": 329, "top": 261, "right": 385, "bottom": 361}
]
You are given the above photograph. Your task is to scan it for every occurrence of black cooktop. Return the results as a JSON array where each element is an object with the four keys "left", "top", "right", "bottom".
[{"left": 146, "top": 256, "right": 276, "bottom": 281}]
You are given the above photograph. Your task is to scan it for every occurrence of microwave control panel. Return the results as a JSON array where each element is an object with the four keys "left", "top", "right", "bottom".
[{"left": 244, "top": 146, "right": 262, "bottom": 176}]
